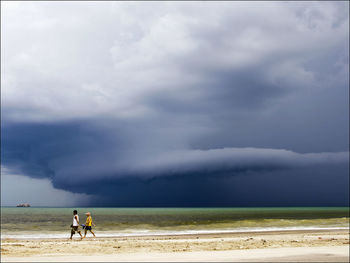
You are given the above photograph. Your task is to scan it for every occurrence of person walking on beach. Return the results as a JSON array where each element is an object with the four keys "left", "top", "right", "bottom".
[
  {"left": 83, "top": 212, "right": 96, "bottom": 238},
  {"left": 70, "top": 210, "right": 83, "bottom": 240}
]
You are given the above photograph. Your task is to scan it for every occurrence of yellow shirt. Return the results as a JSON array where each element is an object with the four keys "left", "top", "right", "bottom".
[{"left": 85, "top": 216, "right": 92, "bottom": 226}]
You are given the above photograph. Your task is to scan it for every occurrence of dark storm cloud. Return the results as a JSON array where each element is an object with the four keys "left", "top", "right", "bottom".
[
  {"left": 87, "top": 165, "right": 349, "bottom": 207},
  {"left": 1, "top": 1, "right": 349, "bottom": 206},
  {"left": 2, "top": 121, "right": 348, "bottom": 207}
]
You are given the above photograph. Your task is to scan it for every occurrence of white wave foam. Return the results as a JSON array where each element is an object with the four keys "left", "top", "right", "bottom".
[{"left": 1, "top": 226, "right": 348, "bottom": 240}]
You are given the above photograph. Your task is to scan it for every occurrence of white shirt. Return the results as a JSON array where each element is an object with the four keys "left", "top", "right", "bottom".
[{"left": 73, "top": 215, "right": 79, "bottom": 226}]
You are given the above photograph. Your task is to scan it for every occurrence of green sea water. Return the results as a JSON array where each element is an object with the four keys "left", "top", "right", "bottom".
[{"left": 1, "top": 207, "right": 349, "bottom": 239}]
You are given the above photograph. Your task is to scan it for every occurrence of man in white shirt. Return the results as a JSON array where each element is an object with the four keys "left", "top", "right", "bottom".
[{"left": 70, "top": 210, "right": 83, "bottom": 240}]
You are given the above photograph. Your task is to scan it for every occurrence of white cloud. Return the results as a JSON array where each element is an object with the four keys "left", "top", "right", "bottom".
[{"left": 1, "top": 1, "right": 348, "bottom": 122}]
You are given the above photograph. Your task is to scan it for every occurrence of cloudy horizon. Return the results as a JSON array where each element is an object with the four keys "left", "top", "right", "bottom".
[{"left": 1, "top": 1, "right": 349, "bottom": 207}]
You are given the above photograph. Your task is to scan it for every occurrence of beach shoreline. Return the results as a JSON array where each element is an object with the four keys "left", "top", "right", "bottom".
[
  {"left": 1, "top": 227, "right": 349, "bottom": 240},
  {"left": 2, "top": 229, "right": 349, "bottom": 262}
]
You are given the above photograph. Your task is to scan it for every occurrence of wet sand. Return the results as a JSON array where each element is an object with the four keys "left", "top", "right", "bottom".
[{"left": 1, "top": 229, "right": 349, "bottom": 262}]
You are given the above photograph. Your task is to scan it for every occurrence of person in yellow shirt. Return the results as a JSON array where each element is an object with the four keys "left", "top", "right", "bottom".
[{"left": 83, "top": 212, "right": 96, "bottom": 238}]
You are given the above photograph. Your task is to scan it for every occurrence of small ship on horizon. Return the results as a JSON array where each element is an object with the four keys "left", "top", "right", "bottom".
[{"left": 16, "top": 203, "right": 31, "bottom": 207}]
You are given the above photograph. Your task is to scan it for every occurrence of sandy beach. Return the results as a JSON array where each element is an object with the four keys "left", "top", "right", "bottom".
[{"left": 1, "top": 229, "right": 349, "bottom": 262}]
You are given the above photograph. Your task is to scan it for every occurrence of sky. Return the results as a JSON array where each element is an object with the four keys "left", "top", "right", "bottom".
[{"left": 1, "top": 1, "right": 349, "bottom": 207}]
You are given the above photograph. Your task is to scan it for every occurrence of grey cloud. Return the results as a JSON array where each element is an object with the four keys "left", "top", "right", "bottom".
[
  {"left": 132, "top": 148, "right": 348, "bottom": 176},
  {"left": 1, "top": 1, "right": 348, "bottom": 206},
  {"left": 52, "top": 147, "right": 349, "bottom": 188},
  {"left": 3, "top": 120, "right": 348, "bottom": 191},
  {"left": 2, "top": 1, "right": 348, "bottom": 122},
  {"left": 1, "top": 170, "right": 92, "bottom": 207}
]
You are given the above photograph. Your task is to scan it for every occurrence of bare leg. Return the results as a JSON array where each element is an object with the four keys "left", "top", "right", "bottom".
[
  {"left": 84, "top": 229, "right": 87, "bottom": 238},
  {"left": 90, "top": 230, "right": 96, "bottom": 237},
  {"left": 78, "top": 231, "right": 83, "bottom": 240}
]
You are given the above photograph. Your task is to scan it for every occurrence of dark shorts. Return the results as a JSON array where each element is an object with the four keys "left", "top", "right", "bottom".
[
  {"left": 85, "top": 226, "right": 92, "bottom": 231},
  {"left": 71, "top": 226, "right": 81, "bottom": 234}
]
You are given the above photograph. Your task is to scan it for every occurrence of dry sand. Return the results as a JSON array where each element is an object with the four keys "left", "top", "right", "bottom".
[{"left": 1, "top": 229, "right": 349, "bottom": 262}]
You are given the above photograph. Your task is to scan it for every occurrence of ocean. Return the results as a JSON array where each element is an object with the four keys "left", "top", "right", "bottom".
[{"left": 1, "top": 207, "right": 349, "bottom": 239}]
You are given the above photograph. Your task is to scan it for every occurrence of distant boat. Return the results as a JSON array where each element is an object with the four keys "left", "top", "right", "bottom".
[{"left": 16, "top": 203, "right": 31, "bottom": 207}]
